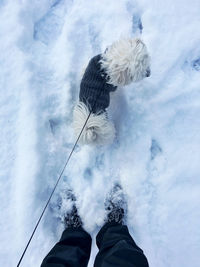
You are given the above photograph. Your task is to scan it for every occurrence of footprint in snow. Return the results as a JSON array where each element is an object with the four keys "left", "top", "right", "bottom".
[
  {"left": 33, "top": 0, "right": 67, "bottom": 45},
  {"left": 150, "top": 139, "right": 162, "bottom": 160},
  {"left": 192, "top": 58, "right": 200, "bottom": 71}
]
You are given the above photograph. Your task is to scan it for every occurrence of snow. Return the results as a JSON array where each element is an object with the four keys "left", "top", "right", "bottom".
[{"left": 0, "top": 0, "right": 200, "bottom": 266}]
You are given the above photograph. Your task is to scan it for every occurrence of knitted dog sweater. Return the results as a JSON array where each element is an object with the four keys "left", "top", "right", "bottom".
[{"left": 79, "top": 54, "right": 117, "bottom": 114}]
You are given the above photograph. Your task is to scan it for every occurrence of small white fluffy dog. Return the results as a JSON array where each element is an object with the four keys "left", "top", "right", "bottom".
[{"left": 73, "top": 38, "right": 150, "bottom": 145}]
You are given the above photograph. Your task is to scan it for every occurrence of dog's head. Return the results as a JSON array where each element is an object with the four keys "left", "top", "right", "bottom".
[{"left": 101, "top": 38, "right": 150, "bottom": 86}]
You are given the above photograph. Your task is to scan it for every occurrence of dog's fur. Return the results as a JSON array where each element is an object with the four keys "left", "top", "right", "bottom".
[
  {"left": 73, "top": 38, "right": 150, "bottom": 146},
  {"left": 73, "top": 102, "right": 115, "bottom": 145},
  {"left": 100, "top": 38, "right": 150, "bottom": 86}
]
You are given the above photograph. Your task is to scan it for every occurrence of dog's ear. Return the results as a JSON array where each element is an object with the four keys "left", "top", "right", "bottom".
[{"left": 117, "top": 68, "right": 130, "bottom": 85}]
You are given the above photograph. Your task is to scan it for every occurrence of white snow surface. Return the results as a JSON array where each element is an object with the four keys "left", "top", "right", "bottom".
[{"left": 1, "top": 0, "right": 200, "bottom": 266}]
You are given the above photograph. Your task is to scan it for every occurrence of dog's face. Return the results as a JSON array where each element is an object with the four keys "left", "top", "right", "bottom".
[
  {"left": 101, "top": 38, "right": 151, "bottom": 86},
  {"left": 128, "top": 38, "right": 151, "bottom": 83}
]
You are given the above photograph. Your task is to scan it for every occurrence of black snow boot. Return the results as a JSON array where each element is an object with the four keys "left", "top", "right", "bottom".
[
  {"left": 105, "top": 183, "right": 127, "bottom": 224},
  {"left": 64, "top": 189, "right": 82, "bottom": 228}
]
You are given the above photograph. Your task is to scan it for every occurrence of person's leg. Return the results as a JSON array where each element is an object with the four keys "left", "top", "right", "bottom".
[
  {"left": 41, "top": 226, "right": 91, "bottom": 267},
  {"left": 94, "top": 184, "right": 149, "bottom": 267},
  {"left": 94, "top": 222, "right": 148, "bottom": 267},
  {"left": 41, "top": 189, "right": 92, "bottom": 267}
]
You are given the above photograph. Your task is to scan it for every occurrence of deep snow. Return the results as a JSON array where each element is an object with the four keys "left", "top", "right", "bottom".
[{"left": 0, "top": 0, "right": 200, "bottom": 266}]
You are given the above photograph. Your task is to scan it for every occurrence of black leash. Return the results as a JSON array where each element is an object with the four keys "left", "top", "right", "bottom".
[
  {"left": 17, "top": 104, "right": 101, "bottom": 266},
  {"left": 17, "top": 109, "right": 92, "bottom": 267}
]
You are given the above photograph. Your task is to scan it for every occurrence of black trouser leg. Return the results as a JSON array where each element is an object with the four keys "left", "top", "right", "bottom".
[
  {"left": 94, "top": 222, "right": 149, "bottom": 267},
  {"left": 41, "top": 227, "right": 92, "bottom": 267}
]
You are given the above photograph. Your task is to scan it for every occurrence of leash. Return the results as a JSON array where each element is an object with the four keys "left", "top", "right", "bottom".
[
  {"left": 17, "top": 110, "right": 91, "bottom": 267},
  {"left": 17, "top": 90, "right": 103, "bottom": 266}
]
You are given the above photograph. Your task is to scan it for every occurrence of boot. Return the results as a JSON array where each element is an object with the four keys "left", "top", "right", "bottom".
[
  {"left": 64, "top": 189, "right": 82, "bottom": 228},
  {"left": 105, "top": 183, "right": 127, "bottom": 224}
]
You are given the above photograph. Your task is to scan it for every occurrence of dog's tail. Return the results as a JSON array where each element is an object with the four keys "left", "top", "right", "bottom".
[{"left": 73, "top": 102, "right": 115, "bottom": 145}]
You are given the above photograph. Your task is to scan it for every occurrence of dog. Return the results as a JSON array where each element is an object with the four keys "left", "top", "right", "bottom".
[{"left": 73, "top": 38, "right": 150, "bottom": 145}]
